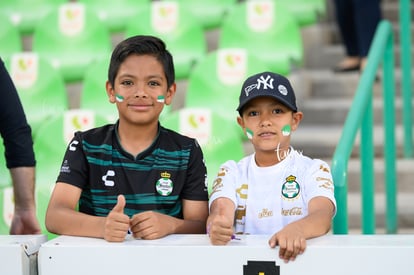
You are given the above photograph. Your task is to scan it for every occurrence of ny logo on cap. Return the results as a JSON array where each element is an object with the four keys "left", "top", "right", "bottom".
[
  {"left": 244, "top": 74, "right": 274, "bottom": 96},
  {"left": 257, "top": 75, "right": 274, "bottom": 90}
]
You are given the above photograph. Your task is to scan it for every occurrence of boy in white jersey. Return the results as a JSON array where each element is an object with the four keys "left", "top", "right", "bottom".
[{"left": 207, "top": 71, "right": 336, "bottom": 263}]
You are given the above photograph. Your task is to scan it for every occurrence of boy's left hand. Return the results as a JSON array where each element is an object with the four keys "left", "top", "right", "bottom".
[
  {"left": 130, "top": 211, "right": 174, "bottom": 240},
  {"left": 268, "top": 223, "right": 306, "bottom": 263}
]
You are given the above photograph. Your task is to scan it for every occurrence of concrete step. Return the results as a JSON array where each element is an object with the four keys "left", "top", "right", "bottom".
[
  {"left": 346, "top": 192, "right": 414, "bottom": 231},
  {"left": 330, "top": 158, "right": 414, "bottom": 193},
  {"left": 303, "top": 41, "right": 414, "bottom": 69},
  {"left": 300, "top": 96, "right": 413, "bottom": 126},
  {"left": 382, "top": 1, "right": 414, "bottom": 24},
  {"left": 301, "top": 69, "right": 413, "bottom": 99},
  {"left": 287, "top": 69, "right": 414, "bottom": 126},
  {"left": 290, "top": 124, "right": 413, "bottom": 159}
]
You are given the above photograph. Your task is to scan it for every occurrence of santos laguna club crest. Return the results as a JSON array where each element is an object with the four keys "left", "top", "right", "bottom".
[
  {"left": 156, "top": 171, "right": 173, "bottom": 196},
  {"left": 281, "top": 175, "right": 300, "bottom": 199}
]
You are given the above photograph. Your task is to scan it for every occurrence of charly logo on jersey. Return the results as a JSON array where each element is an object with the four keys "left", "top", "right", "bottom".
[
  {"left": 281, "top": 175, "right": 300, "bottom": 199},
  {"left": 69, "top": 140, "right": 79, "bottom": 151},
  {"left": 102, "top": 170, "right": 115, "bottom": 187},
  {"left": 156, "top": 171, "right": 173, "bottom": 196}
]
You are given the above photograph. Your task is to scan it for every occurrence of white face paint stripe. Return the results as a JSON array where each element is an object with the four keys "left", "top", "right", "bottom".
[
  {"left": 115, "top": 94, "right": 124, "bottom": 102},
  {"left": 157, "top": 95, "right": 165, "bottom": 103},
  {"left": 246, "top": 128, "right": 254, "bottom": 139}
]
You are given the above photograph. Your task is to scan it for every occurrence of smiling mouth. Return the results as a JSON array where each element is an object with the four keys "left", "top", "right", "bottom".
[
  {"left": 258, "top": 132, "right": 276, "bottom": 137},
  {"left": 127, "top": 102, "right": 153, "bottom": 110}
]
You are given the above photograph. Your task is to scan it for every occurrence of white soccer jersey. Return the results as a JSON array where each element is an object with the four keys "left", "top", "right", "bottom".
[{"left": 209, "top": 148, "right": 336, "bottom": 235}]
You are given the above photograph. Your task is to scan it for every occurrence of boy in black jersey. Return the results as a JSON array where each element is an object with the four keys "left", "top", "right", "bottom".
[{"left": 46, "top": 35, "right": 209, "bottom": 242}]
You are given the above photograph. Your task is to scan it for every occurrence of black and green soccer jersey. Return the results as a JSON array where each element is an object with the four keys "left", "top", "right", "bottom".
[{"left": 56, "top": 122, "right": 208, "bottom": 218}]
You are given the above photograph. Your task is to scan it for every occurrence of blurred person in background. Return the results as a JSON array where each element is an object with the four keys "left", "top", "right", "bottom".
[
  {"left": 332, "top": 0, "right": 382, "bottom": 73},
  {"left": 0, "top": 57, "right": 41, "bottom": 235}
]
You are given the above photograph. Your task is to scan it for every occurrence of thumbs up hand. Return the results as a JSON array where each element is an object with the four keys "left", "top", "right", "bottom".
[{"left": 104, "top": 195, "right": 130, "bottom": 242}]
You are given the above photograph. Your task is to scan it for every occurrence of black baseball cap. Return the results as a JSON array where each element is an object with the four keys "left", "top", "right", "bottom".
[{"left": 237, "top": 71, "right": 298, "bottom": 113}]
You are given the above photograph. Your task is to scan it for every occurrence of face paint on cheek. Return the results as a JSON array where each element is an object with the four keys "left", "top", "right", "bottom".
[
  {"left": 115, "top": 94, "right": 124, "bottom": 102},
  {"left": 157, "top": 95, "right": 165, "bottom": 103},
  {"left": 246, "top": 128, "right": 254, "bottom": 140},
  {"left": 282, "top": 125, "right": 291, "bottom": 136}
]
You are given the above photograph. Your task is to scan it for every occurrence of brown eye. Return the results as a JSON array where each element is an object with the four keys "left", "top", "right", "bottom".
[
  {"left": 248, "top": 111, "right": 259, "bottom": 117},
  {"left": 121, "top": 80, "right": 133, "bottom": 86}
]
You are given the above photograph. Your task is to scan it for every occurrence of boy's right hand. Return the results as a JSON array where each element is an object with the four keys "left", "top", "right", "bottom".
[
  {"left": 207, "top": 214, "right": 234, "bottom": 245},
  {"left": 104, "top": 195, "right": 130, "bottom": 242}
]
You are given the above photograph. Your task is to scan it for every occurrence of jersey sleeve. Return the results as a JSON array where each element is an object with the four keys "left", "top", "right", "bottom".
[
  {"left": 208, "top": 160, "right": 239, "bottom": 210},
  {"left": 56, "top": 131, "right": 89, "bottom": 188},
  {"left": 0, "top": 58, "right": 35, "bottom": 168},
  {"left": 303, "top": 159, "right": 337, "bottom": 213},
  {"left": 180, "top": 139, "right": 208, "bottom": 201}
]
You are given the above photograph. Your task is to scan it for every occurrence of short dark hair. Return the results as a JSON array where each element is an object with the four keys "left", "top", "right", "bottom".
[{"left": 108, "top": 35, "right": 175, "bottom": 88}]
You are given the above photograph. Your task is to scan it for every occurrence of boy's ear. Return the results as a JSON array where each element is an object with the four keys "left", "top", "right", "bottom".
[
  {"left": 237, "top": 116, "right": 245, "bottom": 129},
  {"left": 106, "top": 81, "right": 116, "bottom": 103},
  {"left": 291, "top": 111, "right": 303, "bottom": 131},
  {"left": 164, "top": 83, "right": 177, "bottom": 106}
]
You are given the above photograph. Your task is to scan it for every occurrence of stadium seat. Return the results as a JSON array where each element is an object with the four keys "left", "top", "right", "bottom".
[
  {"left": 5, "top": 52, "right": 68, "bottom": 136},
  {"left": 164, "top": 0, "right": 238, "bottom": 30},
  {"left": 218, "top": 0, "right": 303, "bottom": 76},
  {"left": 0, "top": 0, "right": 67, "bottom": 35},
  {"left": 33, "top": 109, "right": 111, "bottom": 238},
  {"left": 125, "top": 1, "right": 207, "bottom": 80},
  {"left": 279, "top": 0, "right": 326, "bottom": 27},
  {"left": 78, "top": 0, "right": 151, "bottom": 33},
  {"left": 184, "top": 48, "right": 271, "bottom": 140},
  {"left": 308, "top": 0, "right": 327, "bottom": 17},
  {"left": 32, "top": 2, "right": 112, "bottom": 83},
  {"left": 160, "top": 107, "right": 245, "bottom": 193},
  {"left": 80, "top": 58, "right": 118, "bottom": 123},
  {"left": 0, "top": 17, "right": 23, "bottom": 61}
]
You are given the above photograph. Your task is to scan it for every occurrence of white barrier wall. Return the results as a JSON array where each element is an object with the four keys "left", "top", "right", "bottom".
[
  {"left": 0, "top": 235, "right": 47, "bottom": 275},
  {"left": 38, "top": 234, "right": 414, "bottom": 275}
]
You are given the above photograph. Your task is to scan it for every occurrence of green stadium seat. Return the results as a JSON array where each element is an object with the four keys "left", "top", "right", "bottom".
[
  {"left": 184, "top": 48, "right": 271, "bottom": 140},
  {"left": 5, "top": 52, "right": 68, "bottom": 136},
  {"left": 78, "top": 0, "right": 151, "bottom": 33},
  {"left": 160, "top": 107, "right": 245, "bottom": 194},
  {"left": 0, "top": 0, "right": 67, "bottom": 35},
  {"left": 33, "top": 109, "right": 111, "bottom": 238},
  {"left": 80, "top": 58, "right": 118, "bottom": 123},
  {"left": 0, "top": 17, "right": 23, "bottom": 61},
  {"left": 164, "top": 0, "right": 238, "bottom": 30},
  {"left": 32, "top": 2, "right": 112, "bottom": 83},
  {"left": 308, "top": 0, "right": 327, "bottom": 17},
  {"left": 218, "top": 0, "right": 303, "bottom": 76},
  {"left": 279, "top": 0, "right": 326, "bottom": 27},
  {"left": 125, "top": 1, "right": 207, "bottom": 80}
]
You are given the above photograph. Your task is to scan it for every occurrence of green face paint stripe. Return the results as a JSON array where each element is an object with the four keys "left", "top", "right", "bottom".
[
  {"left": 246, "top": 128, "right": 253, "bottom": 139},
  {"left": 115, "top": 94, "right": 124, "bottom": 102},
  {"left": 157, "top": 95, "right": 165, "bottom": 103},
  {"left": 282, "top": 125, "right": 291, "bottom": 136}
]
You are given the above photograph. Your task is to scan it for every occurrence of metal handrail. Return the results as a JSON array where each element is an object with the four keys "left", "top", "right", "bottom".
[
  {"left": 399, "top": 0, "right": 413, "bottom": 158},
  {"left": 332, "top": 20, "right": 396, "bottom": 234}
]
